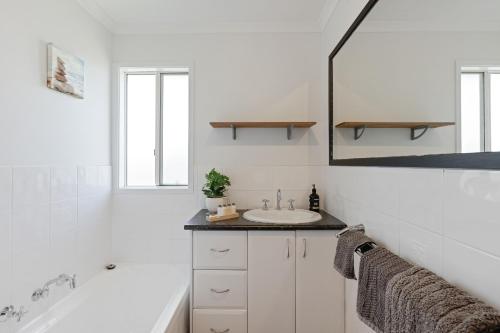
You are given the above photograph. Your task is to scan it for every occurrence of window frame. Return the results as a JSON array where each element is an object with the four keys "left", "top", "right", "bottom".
[
  {"left": 456, "top": 62, "right": 500, "bottom": 153},
  {"left": 114, "top": 64, "right": 194, "bottom": 193}
]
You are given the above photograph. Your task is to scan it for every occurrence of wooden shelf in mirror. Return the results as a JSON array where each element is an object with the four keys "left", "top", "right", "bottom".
[
  {"left": 335, "top": 121, "right": 455, "bottom": 140},
  {"left": 210, "top": 121, "right": 317, "bottom": 140}
]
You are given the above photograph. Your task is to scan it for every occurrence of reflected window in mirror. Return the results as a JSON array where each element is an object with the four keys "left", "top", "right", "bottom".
[{"left": 460, "top": 67, "right": 500, "bottom": 153}]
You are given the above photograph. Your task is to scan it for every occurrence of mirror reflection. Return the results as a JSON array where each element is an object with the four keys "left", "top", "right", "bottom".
[{"left": 330, "top": 0, "right": 500, "bottom": 159}]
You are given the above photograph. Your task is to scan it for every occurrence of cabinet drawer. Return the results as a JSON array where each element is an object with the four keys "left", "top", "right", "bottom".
[
  {"left": 194, "top": 270, "right": 247, "bottom": 309},
  {"left": 194, "top": 231, "right": 247, "bottom": 269},
  {"left": 193, "top": 309, "right": 247, "bottom": 333}
]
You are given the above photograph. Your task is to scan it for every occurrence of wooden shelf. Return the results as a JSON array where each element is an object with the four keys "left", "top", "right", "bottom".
[
  {"left": 335, "top": 121, "right": 455, "bottom": 140},
  {"left": 210, "top": 121, "right": 316, "bottom": 140}
]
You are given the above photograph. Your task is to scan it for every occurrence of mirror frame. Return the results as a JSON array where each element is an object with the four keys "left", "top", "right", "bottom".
[{"left": 328, "top": 0, "right": 500, "bottom": 169}]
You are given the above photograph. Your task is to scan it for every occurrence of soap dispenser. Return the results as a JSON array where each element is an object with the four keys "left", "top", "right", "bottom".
[{"left": 309, "top": 184, "right": 320, "bottom": 212}]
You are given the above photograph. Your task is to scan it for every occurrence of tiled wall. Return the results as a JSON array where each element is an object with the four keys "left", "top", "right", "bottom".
[
  {"left": 0, "top": 166, "right": 111, "bottom": 332},
  {"left": 111, "top": 165, "right": 313, "bottom": 264},
  {"left": 317, "top": 166, "right": 500, "bottom": 333}
]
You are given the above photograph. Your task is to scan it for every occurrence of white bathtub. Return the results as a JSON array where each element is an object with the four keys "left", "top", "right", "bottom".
[{"left": 20, "top": 264, "right": 190, "bottom": 333}]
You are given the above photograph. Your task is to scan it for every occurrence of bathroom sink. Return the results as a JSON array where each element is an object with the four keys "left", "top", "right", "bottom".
[{"left": 243, "top": 209, "right": 322, "bottom": 224}]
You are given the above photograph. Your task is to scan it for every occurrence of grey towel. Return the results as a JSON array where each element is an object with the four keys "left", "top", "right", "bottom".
[
  {"left": 385, "top": 265, "right": 500, "bottom": 333},
  {"left": 334, "top": 230, "right": 373, "bottom": 279},
  {"left": 356, "top": 247, "right": 412, "bottom": 333}
]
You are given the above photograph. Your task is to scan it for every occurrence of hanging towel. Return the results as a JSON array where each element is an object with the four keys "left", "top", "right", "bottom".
[
  {"left": 356, "top": 246, "right": 412, "bottom": 333},
  {"left": 385, "top": 266, "right": 500, "bottom": 333},
  {"left": 334, "top": 230, "right": 373, "bottom": 279}
]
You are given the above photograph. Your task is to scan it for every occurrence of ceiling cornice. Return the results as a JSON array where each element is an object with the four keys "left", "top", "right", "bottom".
[
  {"left": 77, "top": 0, "right": 334, "bottom": 34},
  {"left": 318, "top": 0, "right": 340, "bottom": 31},
  {"left": 77, "top": 0, "right": 117, "bottom": 32}
]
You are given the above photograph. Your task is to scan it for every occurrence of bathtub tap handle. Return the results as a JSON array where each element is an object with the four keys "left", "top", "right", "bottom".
[
  {"left": 0, "top": 305, "right": 28, "bottom": 323},
  {"left": 0, "top": 306, "right": 13, "bottom": 322},
  {"left": 13, "top": 306, "right": 27, "bottom": 322}
]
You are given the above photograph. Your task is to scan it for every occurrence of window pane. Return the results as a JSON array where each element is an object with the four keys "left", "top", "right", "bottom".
[
  {"left": 491, "top": 74, "right": 500, "bottom": 152},
  {"left": 126, "top": 74, "right": 156, "bottom": 186},
  {"left": 461, "top": 73, "right": 482, "bottom": 153},
  {"left": 161, "top": 74, "right": 189, "bottom": 186}
]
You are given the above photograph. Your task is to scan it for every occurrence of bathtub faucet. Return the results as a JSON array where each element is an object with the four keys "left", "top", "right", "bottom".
[{"left": 32, "top": 274, "right": 77, "bottom": 302}]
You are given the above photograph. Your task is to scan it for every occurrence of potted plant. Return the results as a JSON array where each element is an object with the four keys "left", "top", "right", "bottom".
[{"left": 202, "top": 168, "right": 231, "bottom": 213}]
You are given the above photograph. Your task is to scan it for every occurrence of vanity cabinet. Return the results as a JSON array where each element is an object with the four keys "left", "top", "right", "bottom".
[
  {"left": 248, "top": 231, "right": 296, "bottom": 333},
  {"left": 295, "top": 231, "right": 345, "bottom": 333},
  {"left": 190, "top": 230, "right": 344, "bottom": 333}
]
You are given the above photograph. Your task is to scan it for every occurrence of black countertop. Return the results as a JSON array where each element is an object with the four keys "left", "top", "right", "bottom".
[{"left": 184, "top": 209, "right": 347, "bottom": 231}]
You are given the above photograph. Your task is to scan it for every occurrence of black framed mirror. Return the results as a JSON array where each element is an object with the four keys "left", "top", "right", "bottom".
[{"left": 328, "top": 0, "right": 500, "bottom": 169}]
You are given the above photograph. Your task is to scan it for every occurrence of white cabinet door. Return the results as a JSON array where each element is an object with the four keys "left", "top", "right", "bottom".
[
  {"left": 248, "top": 231, "right": 295, "bottom": 333},
  {"left": 296, "top": 231, "right": 345, "bottom": 333}
]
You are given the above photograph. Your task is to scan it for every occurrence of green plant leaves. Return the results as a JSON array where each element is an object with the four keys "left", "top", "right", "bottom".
[{"left": 202, "top": 168, "right": 231, "bottom": 198}]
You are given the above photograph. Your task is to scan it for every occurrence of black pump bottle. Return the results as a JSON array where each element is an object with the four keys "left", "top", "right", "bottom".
[{"left": 309, "top": 184, "right": 320, "bottom": 212}]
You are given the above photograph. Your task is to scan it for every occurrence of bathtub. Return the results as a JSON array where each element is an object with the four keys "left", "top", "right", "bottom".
[{"left": 20, "top": 264, "right": 190, "bottom": 333}]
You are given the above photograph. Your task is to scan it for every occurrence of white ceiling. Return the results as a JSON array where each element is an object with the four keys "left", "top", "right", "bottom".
[
  {"left": 362, "top": 0, "right": 500, "bottom": 32},
  {"left": 77, "top": 0, "right": 339, "bottom": 34}
]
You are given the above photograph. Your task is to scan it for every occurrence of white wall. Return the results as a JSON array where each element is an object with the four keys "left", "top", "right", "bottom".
[
  {"left": 0, "top": 1, "right": 112, "bottom": 331},
  {"left": 317, "top": 2, "right": 500, "bottom": 332},
  {"left": 111, "top": 33, "right": 321, "bottom": 264},
  {"left": 0, "top": 0, "right": 111, "bottom": 166}
]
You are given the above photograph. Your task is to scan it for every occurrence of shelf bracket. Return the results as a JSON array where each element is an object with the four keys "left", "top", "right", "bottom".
[
  {"left": 231, "top": 124, "right": 237, "bottom": 140},
  {"left": 411, "top": 125, "right": 429, "bottom": 140},
  {"left": 354, "top": 125, "right": 366, "bottom": 140},
  {"left": 287, "top": 125, "right": 294, "bottom": 140}
]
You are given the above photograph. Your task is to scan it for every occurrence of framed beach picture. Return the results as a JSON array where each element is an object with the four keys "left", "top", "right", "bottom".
[{"left": 47, "top": 44, "right": 84, "bottom": 99}]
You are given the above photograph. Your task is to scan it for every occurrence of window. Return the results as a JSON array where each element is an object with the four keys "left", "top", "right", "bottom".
[
  {"left": 459, "top": 66, "right": 500, "bottom": 153},
  {"left": 118, "top": 67, "right": 191, "bottom": 189}
]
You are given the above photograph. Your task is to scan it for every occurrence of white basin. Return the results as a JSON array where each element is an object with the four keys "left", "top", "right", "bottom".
[{"left": 243, "top": 209, "right": 322, "bottom": 224}]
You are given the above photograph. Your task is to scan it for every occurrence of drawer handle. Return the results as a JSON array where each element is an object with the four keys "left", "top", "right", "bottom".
[
  {"left": 210, "top": 329, "right": 230, "bottom": 333},
  {"left": 210, "top": 248, "right": 230, "bottom": 253},
  {"left": 210, "top": 288, "right": 230, "bottom": 294}
]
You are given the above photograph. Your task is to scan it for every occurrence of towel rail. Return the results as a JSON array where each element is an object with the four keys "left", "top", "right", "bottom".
[{"left": 336, "top": 224, "right": 365, "bottom": 238}]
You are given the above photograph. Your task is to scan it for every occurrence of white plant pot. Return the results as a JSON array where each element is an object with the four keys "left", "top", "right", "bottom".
[{"left": 205, "top": 197, "right": 226, "bottom": 213}]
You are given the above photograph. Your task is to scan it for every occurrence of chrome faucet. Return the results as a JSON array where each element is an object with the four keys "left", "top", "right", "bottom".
[
  {"left": 0, "top": 305, "right": 27, "bottom": 323},
  {"left": 32, "top": 274, "right": 76, "bottom": 302},
  {"left": 276, "top": 189, "right": 282, "bottom": 210}
]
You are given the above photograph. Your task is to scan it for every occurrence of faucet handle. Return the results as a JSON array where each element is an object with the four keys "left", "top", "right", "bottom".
[
  {"left": 0, "top": 306, "right": 14, "bottom": 322},
  {"left": 262, "top": 199, "right": 270, "bottom": 210},
  {"left": 0, "top": 305, "right": 28, "bottom": 323},
  {"left": 288, "top": 199, "right": 295, "bottom": 210},
  {"left": 13, "top": 306, "right": 28, "bottom": 322}
]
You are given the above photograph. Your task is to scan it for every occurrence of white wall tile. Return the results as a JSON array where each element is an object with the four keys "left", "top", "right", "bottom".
[
  {"left": 272, "top": 166, "right": 311, "bottom": 190},
  {"left": 1, "top": 162, "right": 111, "bottom": 327},
  {"left": 357, "top": 167, "right": 400, "bottom": 217},
  {"left": 0, "top": 210, "right": 12, "bottom": 310},
  {"left": 51, "top": 167, "right": 77, "bottom": 203},
  {"left": 398, "top": 169, "right": 444, "bottom": 234},
  {"left": 325, "top": 165, "right": 500, "bottom": 323},
  {"left": 443, "top": 170, "right": 500, "bottom": 257},
  {"left": 226, "top": 190, "right": 274, "bottom": 209},
  {"left": 443, "top": 238, "right": 500, "bottom": 310},
  {"left": 12, "top": 167, "right": 50, "bottom": 209},
  {"left": 12, "top": 204, "right": 50, "bottom": 254},
  {"left": 398, "top": 222, "right": 443, "bottom": 275},
  {"left": 224, "top": 166, "right": 273, "bottom": 190},
  {"left": 0, "top": 167, "right": 12, "bottom": 212},
  {"left": 77, "top": 166, "right": 111, "bottom": 198},
  {"left": 361, "top": 208, "right": 400, "bottom": 254}
]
